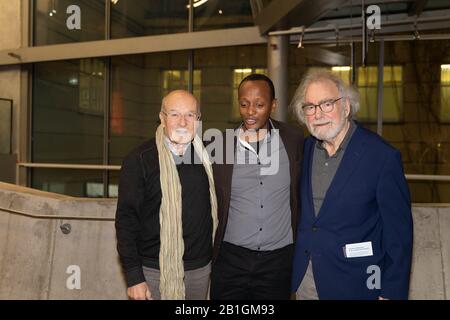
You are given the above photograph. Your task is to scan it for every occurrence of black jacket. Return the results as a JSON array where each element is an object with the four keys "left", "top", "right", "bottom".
[
  {"left": 212, "top": 119, "right": 304, "bottom": 261},
  {"left": 115, "top": 139, "right": 212, "bottom": 287}
]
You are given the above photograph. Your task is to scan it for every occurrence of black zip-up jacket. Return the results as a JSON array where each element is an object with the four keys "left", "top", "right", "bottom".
[{"left": 115, "top": 139, "right": 212, "bottom": 287}]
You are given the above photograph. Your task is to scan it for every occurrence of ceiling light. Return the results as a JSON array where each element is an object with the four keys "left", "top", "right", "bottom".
[
  {"left": 186, "top": 0, "right": 209, "bottom": 9},
  {"left": 235, "top": 69, "right": 252, "bottom": 73}
]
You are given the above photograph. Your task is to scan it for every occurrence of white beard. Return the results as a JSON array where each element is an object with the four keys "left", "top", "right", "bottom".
[
  {"left": 307, "top": 107, "right": 347, "bottom": 142},
  {"left": 169, "top": 128, "right": 193, "bottom": 144}
]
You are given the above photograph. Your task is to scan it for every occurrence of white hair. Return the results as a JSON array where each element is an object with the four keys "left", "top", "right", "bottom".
[{"left": 289, "top": 69, "right": 360, "bottom": 125}]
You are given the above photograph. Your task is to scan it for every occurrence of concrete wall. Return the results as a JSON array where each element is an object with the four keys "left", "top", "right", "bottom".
[
  {"left": 0, "top": 182, "right": 127, "bottom": 299},
  {"left": 0, "top": 0, "right": 21, "bottom": 143},
  {"left": 0, "top": 181, "right": 448, "bottom": 300}
]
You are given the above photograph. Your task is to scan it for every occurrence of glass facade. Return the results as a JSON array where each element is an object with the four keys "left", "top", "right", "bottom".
[
  {"left": 33, "top": 0, "right": 105, "bottom": 45},
  {"left": 34, "top": 0, "right": 255, "bottom": 45},
  {"left": 32, "top": 59, "right": 105, "bottom": 165},
  {"left": 32, "top": 58, "right": 106, "bottom": 197},
  {"left": 109, "top": 51, "right": 190, "bottom": 165},
  {"left": 29, "top": 1, "right": 450, "bottom": 202},
  {"left": 194, "top": 45, "right": 267, "bottom": 132},
  {"left": 110, "top": 0, "right": 189, "bottom": 38},
  {"left": 193, "top": 0, "right": 254, "bottom": 32}
]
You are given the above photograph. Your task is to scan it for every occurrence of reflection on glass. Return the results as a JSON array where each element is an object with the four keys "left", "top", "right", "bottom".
[
  {"left": 330, "top": 66, "right": 351, "bottom": 84},
  {"left": 111, "top": 0, "right": 189, "bottom": 38},
  {"left": 32, "top": 59, "right": 105, "bottom": 164},
  {"left": 162, "top": 69, "right": 201, "bottom": 100},
  {"left": 32, "top": 169, "right": 103, "bottom": 197},
  {"left": 357, "top": 66, "right": 403, "bottom": 122},
  {"left": 286, "top": 41, "right": 450, "bottom": 203},
  {"left": 193, "top": 0, "right": 254, "bottom": 31},
  {"left": 108, "top": 171, "right": 119, "bottom": 198},
  {"left": 195, "top": 45, "right": 267, "bottom": 131},
  {"left": 109, "top": 51, "right": 190, "bottom": 165},
  {"left": 34, "top": 0, "right": 105, "bottom": 45},
  {"left": 0, "top": 99, "right": 12, "bottom": 154},
  {"left": 440, "top": 64, "right": 450, "bottom": 121}
]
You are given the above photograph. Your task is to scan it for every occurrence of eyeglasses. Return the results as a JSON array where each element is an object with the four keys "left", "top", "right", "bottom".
[
  {"left": 302, "top": 97, "right": 343, "bottom": 116},
  {"left": 161, "top": 110, "right": 200, "bottom": 122}
]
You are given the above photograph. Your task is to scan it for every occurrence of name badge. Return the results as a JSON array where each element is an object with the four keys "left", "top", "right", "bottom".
[{"left": 343, "top": 241, "right": 373, "bottom": 258}]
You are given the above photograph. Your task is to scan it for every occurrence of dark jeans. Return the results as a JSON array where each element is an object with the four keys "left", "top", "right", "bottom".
[{"left": 210, "top": 242, "right": 294, "bottom": 300}]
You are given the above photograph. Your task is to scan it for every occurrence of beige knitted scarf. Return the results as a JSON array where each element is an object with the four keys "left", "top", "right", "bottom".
[{"left": 155, "top": 124, "right": 218, "bottom": 300}]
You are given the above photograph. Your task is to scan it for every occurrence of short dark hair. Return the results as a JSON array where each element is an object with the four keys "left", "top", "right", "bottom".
[{"left": 238, "top": 74, "right": 275, "bottom": 101}]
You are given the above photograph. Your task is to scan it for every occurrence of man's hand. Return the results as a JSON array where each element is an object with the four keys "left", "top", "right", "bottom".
[
  {"left": 127, "top": 282, "right": 153, "bottom": 300},
  {"left": 378, "top": 296, "right": 389, "bottom": 300}
]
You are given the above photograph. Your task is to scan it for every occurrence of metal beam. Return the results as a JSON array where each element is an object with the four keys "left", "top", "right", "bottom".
[
  {"left": 0, "top": 27, "right": 266, "bottom": 66},
  {"left": 273, "top": 9, "right": 450, "bottom": 44},
  {"left": 254, "top": 0, "right": 349, "bottom": 35}
]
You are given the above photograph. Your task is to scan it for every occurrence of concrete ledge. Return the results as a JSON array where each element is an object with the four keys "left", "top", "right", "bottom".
[{"left": 0, "top": 182, "right": 449, "bottom": 299}]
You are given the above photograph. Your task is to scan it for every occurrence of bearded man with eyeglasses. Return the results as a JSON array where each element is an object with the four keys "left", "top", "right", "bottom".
[{"left": 290, "top": 70, "right": 413, "bottom": 300}]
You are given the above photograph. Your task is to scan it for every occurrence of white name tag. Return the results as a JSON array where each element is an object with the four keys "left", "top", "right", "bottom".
[{"left": 344, "top": 241, "right": 373, "bottom": 258}]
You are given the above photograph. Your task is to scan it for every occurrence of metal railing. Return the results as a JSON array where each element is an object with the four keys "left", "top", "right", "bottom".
[
  {"left": 4, "top": 162, "right": 449, "bottom": 221},
  {"left": 0, "top": 206, "right": 115, "bottom": 221},
  {"left": 17, "top": 162, "right": 450, "bottom": 182},
  {"left": 18, "top": 163, "right": 121, "bottom": 170}
]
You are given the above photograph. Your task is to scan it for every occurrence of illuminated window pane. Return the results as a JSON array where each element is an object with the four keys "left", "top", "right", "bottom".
[
  {"left": 79, "top": 59, "right": 105, "bottom": 115},
  {"left": 162, "top": 70, "right": 201, "bottom": 101},
  {"left": 306, "top": 66, "right": 351, "bottom": 85},
  {"left": 357, "top": 66, "right": 403, "bottom": 122},
  {"left": 331, "top": 66, "right": 351, "bottom": 85},
  {"left": 440, "top": 65, "right": 450, "bottom": 121}
]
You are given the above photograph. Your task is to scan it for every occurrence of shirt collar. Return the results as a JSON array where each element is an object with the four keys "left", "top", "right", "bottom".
[
  {"left": 236, "top": 119, "right": 274, "bottom": 154},
  {"left": 164, "top": 137, "right": 191, "bottom": 157}
]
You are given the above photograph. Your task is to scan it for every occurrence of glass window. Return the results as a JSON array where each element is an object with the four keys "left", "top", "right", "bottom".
[
  {"left": 440, "top": 64, "right": 450, "bottom": 122},
  {"left": 109, "top": 51, "right": 190, "bottom": 165},
  {"left": 193, "top": 0, "right": 254, "bottom": 32},
  {"left": 331, "top": 66, "right": 351, "bottom": 84},
  {"left": 110, "top": 0, "right": 189, "bottom": 39},
  {"left": 0, "top": 99, "right": 12, "bottom": 154},
  {"left": 162, "top": 69, "right": 201, "bottom": 101},
  {"left": 79, "top": 59, "right": 105, "bottom": 115},
  {"left": 33, "top": 0, "right": 105, "bottom": 46},
  {"left": 108, "top": 171, "right": 119, "bottom": 199},
  {"left": 32, "top": 59, "right": 105, "bottom": 165},
  {"left": 357, "top": 66, "right": 403, "bottom": 123},
  {"left": 194, "top": 45, "right": 267, "bottom": 131},
  {"left": 32, "top": 169, "right": 103, "bottom": 198}
]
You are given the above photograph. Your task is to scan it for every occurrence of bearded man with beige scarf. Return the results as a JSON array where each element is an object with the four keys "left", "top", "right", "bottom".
[{"left": 115, "top": 90, "right": 218, "bottom": 300}]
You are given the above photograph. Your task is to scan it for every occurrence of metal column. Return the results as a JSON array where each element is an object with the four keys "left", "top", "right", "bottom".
[
  {"left": 377, "top": 40, "right": 384, "bottom": 136},
  {"left": 268, "top": 35, "right": 288, "bottom": 122}
]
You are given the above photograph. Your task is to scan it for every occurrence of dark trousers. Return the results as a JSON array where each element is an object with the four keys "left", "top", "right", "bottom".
[{"left": 210, "top": 242, "right": 293, "bottom": 300}]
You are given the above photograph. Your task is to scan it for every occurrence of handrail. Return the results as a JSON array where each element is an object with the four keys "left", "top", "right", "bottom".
[
  {"left": 405, "top": 174, "right": 450, "bottom": 182},
  {"left": 18, "top": 163, "right": 121, "bottom": 170},
  {"left": 18, "top": 163, "right": 450, "bottom": 182},
  {"left": 0, "top": 206, "right": 115, "bottom": 221}
]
